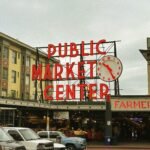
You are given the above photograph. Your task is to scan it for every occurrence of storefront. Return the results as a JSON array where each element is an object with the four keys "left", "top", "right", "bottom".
[
  {"left": 0, "top": 96, "right": 150, "bottom": 143},
  {"left": 111, "top": 97, "right": 150, "bottom": 142}
]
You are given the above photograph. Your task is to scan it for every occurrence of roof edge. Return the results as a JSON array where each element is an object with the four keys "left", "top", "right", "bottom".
[{"left": 0, "top": 32, "right": 59, "bottom": 62}]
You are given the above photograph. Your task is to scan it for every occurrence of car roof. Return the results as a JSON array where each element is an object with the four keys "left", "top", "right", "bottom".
[
  {"left": 38, "top": 131, "right": 62, "bottom": 133},
  {"left": 3, "top": 127, "right": 30, "bottom": 130},
  {"left": 38, "top": 131, "right": 58, "bottom": 132}
]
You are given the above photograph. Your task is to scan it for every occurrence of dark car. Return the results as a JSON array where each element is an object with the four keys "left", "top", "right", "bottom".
[{"left": 0, "top": 127, "right": 26, "bottom": 150}]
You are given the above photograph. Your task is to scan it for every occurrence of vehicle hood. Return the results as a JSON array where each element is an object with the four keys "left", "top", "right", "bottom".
[
  {"left": 26, "top": 139, "right": 52, "bottom": 144},
  {"left": 0, "top": 141, "right": 25, "bottom": 148},
  {"left": 54, "top": 143, "right": 65, "bottom": 148},
  {"left": 66, "top": 137, "right": 85, "bottom": 142}
]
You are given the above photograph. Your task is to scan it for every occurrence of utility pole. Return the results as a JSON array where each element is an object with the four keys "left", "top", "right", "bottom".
[
  {"left": 79, "top": 45, "right": 87, "bottom": 101},
  {"left": 105, "top": 94, "right": 112, "bottom": 145},
  {"left": 114, "top": 41, "right": 120, "bottom": 96}
]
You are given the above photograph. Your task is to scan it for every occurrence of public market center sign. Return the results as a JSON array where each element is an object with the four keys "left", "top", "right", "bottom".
[{"left": 32, "top": 39, "right": 113, "bottom": 101}]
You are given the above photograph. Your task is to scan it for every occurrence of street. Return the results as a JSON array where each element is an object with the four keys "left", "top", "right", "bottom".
[
  {"left": 87, "top": 148, "right": 149, "bottom": 150},
  {"left": 86, "top": 143, "right": 150, "bottom": 150}
]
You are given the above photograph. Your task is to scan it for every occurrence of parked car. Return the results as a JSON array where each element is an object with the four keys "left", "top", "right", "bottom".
[
  {"left": 0, "top": 127, "right": 26, "bottom": 150},
  {"left": 37, "top": 131, "right": 87, "bottom": 150},
  {"left": 3, "top": 127, "right": 66, "bottom": 150}
]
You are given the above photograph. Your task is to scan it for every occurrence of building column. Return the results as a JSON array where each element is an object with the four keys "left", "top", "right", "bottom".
[
  {"left": 0, "top": 44, "right": 2, "bottom": 96},
  {"left": 147, "top": 61, "right": 150, "bottom": 94},
  {"left": 105, "top": 95, "right": 112, "bottom": 145}
]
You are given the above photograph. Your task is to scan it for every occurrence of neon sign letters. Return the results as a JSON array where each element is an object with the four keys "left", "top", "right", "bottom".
[{"left": 32, "top": 39, "right": 110, "bottom": 101}]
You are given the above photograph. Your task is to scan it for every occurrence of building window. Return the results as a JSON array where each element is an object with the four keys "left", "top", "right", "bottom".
[
  {"left": 3, "top": 47, "right": 8, "bottom": 58},
  {"left": 3, "top": 68, "right": 8, "bottom": 80},
  {"left": 18, "top": 53, "right": 20, "bottom": 59},
  {"left": 11, "top": 70, "right": 16, "bottom": 83},
  {"left": 2, "top": 89, "right": 7, "bottom": 97},
  {"left": 32, "top": 80, "right": 36, "bottom": 88},
  {"left": 22, "top": 56, "right": 25, "bottom": 65},
  {"left": 25, "top": 75, "right": 30, "bottom": 85},
  {"left": 31, "top": 93, "right": 35, "bottom": 100},
  {"left": 26, "top": 56, "right": 30, "bottom": 67},
  {"left": 0, "top": 46, "right": 1, "bottom": 55},
  {"left": 25, "top": 92, "right": 29, "bottom": 99},
  {"left": 12, "top": 50, "right": 17, "bottom": 64},
  {"left": 11, "top": 90, "right": 16, "bottom": 98}
]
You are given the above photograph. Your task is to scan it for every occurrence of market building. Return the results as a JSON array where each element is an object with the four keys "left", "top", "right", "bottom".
[
  {"left": 0, "top": 32, "right": 58, "bottom": 126},
  {"left": 0, "top": 33, "right": 150, "bottom": 143}
]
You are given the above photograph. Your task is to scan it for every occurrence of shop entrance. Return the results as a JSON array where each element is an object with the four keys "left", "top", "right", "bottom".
[
  {"left": 112, "top": 112, "right": 150, "bottom": 142},
  {"left": 69, "top": 111, "right": 105, "bottom": 141}
]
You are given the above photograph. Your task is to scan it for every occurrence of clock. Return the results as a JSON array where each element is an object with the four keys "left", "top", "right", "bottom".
[{"left": 97, "top": 55, "right": 123, "bottom": 82}]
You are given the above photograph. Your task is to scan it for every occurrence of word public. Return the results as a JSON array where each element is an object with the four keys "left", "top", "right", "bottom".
[
  {"left": 32, "top": 39, "right": 109, "bottom": 101},
  {"left": 48, "top": 39, "right": 106, "bottom": 58}
]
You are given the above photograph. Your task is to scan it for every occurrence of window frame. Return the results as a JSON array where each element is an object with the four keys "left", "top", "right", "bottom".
[
  {"left": 11, "top": 50, "right": 17, "bottom": 64},
  {"left": 26, "top": 56, "right": 30, "bottom": 67},
  {"left": 8, "top": 130, "right": 23, "bottom": 141},
  {"left": 3, "top": 47, "right": 8, "bottom": 59},
  {"left": 11, "top": 90, "right": 16, "bottom": 98},
  {"left": 11, "top": 70, "right": 17, "bottom": 83},
  {"left": 3, "top": 68, "right": 8, "bottom": 80}
]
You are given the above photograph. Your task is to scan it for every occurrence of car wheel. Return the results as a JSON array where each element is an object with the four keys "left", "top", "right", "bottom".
[{"left": 66, "top": 144, "right": 76, "bottom": 150}]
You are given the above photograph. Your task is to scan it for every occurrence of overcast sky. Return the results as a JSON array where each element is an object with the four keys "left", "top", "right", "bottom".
[{"left": 0, "top": 0, "right": 150, "bottom": 95}]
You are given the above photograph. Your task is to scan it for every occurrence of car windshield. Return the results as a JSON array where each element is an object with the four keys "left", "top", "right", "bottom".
[
  {"left": 19, "top": 128, "right": 40, "bottom": 141},
  {"left": 58, "top": 131, "right": 67, "bottom": 137},
  {"left": 0, "top": 128, "right": 14, "bottom": 142}
]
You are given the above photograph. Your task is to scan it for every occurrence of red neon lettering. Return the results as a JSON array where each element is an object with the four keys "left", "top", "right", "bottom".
[
  {"left": 58, "top": 43, "right": 67, "bottom": 57},
  {"left": 87, "top": 61, "right": 96, "bottom": 78},
  {"left": 88, "top": 84, "right": 97, "bottom": 99},
  {"left": 126, "top": 101, "right": 133, "bottom": 108},
  {"left": 78, "top": 84, "right": 87, "bottom": 100},
  {"left": 44, "top": 85, "right": 53, "bottom": 100},
  {"left": 100, "top": 83, "right": 109, "bottom": 99},
  {"left": 114, "top": 100, "right": 119, "bottom": 108},
  {"left": 43, "top": 64, "right": 52, "bottom": 80},
  {"left": 126, "top": 101, "right": 132, "bottom": 108},
  {"left": 66, "top": 62, "right": 75, "bottom": 79},
  {"left": 78, "top": 61, "right": 85, "bottom": 79},
  {"left": 32, "top": 64, "right": 42, "bottom": 80},
  {"left": 56, "top": 85, "right": 64, "bottom": 100},
  {"left": 141, "top": 101, "right": 147, "bottom": 108},
  {"left": 70, "top": 42, "right": 78, "bottom": 57},
  {"left": 133, "top": 101, "right": 141, "bottom": 108},
  {"left": 148, "top": 101, "right": 150, "bottom": 108},
  {"left": 90, "top": 40, "right": 94, "bottom": 55},
  {"left": 54, "top": 63, "right": 63, "bottom": 79},
  {"left": 66, "top": 84, "right": 75, "bottom": 99},
  {"left": 119, "top": 101, "right": 126, "bottom": 109},
  {"left": 81, "top": 41, "right": 88, "bottom": 56},
  {"left": 48, "top": 44, "right": 56, "bottom": 59},
  {"left": 96, "top": 39, "right": 106, "bottom": 55}
]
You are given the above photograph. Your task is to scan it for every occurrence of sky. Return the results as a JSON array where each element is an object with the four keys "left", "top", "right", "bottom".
[{"left": 0, "top": 0, "right": 150, "bottom": 95}]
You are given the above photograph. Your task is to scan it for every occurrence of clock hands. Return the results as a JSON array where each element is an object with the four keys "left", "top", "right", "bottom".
[{"left": 102, "top": 63, "right": 115, "bottom": 80}]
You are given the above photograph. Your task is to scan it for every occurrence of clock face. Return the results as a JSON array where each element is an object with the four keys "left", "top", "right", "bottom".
[{"left": 97, "top": 55, "right": 123, "bottom": 82}]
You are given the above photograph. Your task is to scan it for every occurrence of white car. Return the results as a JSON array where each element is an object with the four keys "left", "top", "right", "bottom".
[
  {"left": 0, "top": 127, "right": 26, "bottom": 150},
  {"left": 3, "top": 127, "right": 66, "bottom": 150}
]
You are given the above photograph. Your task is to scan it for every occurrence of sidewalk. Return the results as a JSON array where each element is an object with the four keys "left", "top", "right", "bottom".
[{"left": 87, "top": 141, "right": 150, "bottom": 149}]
